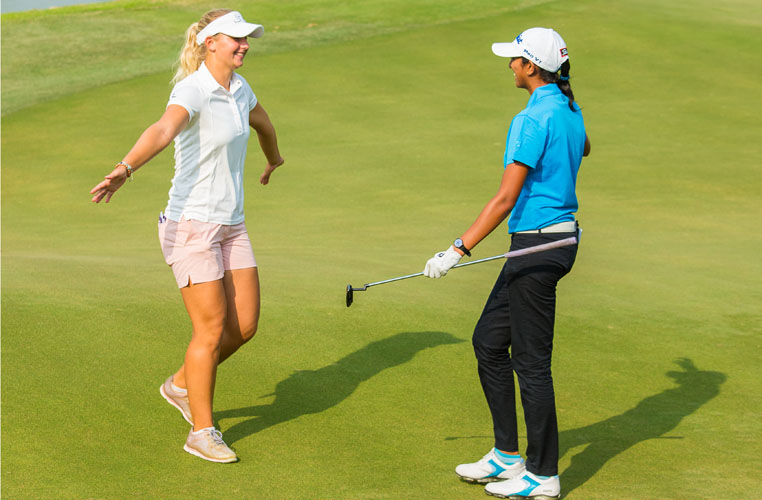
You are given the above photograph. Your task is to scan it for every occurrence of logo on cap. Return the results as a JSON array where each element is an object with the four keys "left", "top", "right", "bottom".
[
  {"left": 516, "top": 34, "right": 523, "bottom": 44},
  {"left": 233, "top": 12, "right": 243, "bottom": 23},
  {"left": 560, "top": 47, "right": 568, "bottom": 57},
  {"left": 523, "top": 48, "right": 540, "bottom": 64}
]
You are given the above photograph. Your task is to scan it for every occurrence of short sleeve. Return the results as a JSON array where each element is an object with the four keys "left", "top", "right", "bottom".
[
  {"left": 505, "top": 114, "right": 546, "bottom": 169},
  {"left": 240, "top": 77, "right": 258, "bottom": 111},
  {"left": 167, "top": 82, "right": 203, "bottom": 121}
]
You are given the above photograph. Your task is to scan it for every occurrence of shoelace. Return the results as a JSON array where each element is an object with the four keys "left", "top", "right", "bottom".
[
  {"left": 478, "top": 450, "right": 496, "bottom": 464},
  {"left": 208, "top": 428, "right": 226, "bottom": 446}
]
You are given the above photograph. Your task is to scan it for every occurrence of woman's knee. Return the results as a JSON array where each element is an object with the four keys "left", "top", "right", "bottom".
[
  {"left": 239, "top": 320, "right": 258, "bottom": 343},
  {"left": 472, "top": 325, "right": 509, "bottom": 364},
  {"left": 188, "top": 330, "right": 225, "bottom": 355},
  {"left": 182, "top": 279, "right": 228, "bottom": 346},
  {"left": 225, "top": 315, "right": 259, "bottom": 346},
  {"left": 189, "top": 314, "right": 227, "bottom": 352}
]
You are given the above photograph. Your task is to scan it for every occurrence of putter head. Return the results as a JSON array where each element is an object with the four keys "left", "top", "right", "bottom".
[{"left": 346, "top": 284, "right": 369, "bottom": 307}]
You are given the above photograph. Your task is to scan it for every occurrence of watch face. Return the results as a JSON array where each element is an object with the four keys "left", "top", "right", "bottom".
[{"left": 454, "top": 238, "right": 464, "bottom": 248}]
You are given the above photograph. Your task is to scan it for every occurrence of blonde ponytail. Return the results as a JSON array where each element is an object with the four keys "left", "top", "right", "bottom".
[{"left": 171, "top": 9, "right": 232, "bottom": 84}]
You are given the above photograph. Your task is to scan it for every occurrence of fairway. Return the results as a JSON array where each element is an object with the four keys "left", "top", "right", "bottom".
[{"left": 2, "top": 0, "right": 761, "bottom": 499}]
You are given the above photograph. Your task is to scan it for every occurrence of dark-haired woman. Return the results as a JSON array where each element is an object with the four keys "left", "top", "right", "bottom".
[{"left": 423, "top": 27, "right": 590, "bottom": 498}]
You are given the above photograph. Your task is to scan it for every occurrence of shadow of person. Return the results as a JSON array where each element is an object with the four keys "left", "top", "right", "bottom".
[
  {"left": 558, "top": 358, "right": 726, "bottom": 497},
  {"left": 216, "top": 331, "right": 464, "bottom": 444}
]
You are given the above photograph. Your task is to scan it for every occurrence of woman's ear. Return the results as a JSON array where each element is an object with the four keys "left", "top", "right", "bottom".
[{"left": 526, "top": 61, "right": 540, "bottom": 77}]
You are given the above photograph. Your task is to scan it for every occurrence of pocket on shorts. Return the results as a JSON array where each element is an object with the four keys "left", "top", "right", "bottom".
[{"left": 158, "top": 216, "right": 192, "bottom": 266}]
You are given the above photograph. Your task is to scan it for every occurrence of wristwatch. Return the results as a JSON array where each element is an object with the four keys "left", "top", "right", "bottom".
[{"left": 453, "top": 238, "right": 471, "bottom": 257}]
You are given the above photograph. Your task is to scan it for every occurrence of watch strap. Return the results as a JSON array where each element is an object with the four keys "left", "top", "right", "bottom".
[{"left": 454, "top": 238, "right": 471, "bottom": 257}]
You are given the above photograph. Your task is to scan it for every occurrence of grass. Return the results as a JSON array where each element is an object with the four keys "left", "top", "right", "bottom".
[
  {"left": 1, "top": 0, "right": 552, "bottom": 115},
  {"left": 2, "top": 0, "right": 762, "bottom": 498}
]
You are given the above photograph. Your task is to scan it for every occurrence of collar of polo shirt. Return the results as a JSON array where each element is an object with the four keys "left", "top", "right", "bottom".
[
  {"left": 196, "top": 11, "right": 264, "bottom": 45},
  {"left": 197, "top": 62, "right": 243, "bottom": 93}
]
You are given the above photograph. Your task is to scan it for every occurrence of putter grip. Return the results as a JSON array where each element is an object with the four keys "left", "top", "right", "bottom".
[{"left": 502, "top": 235, "right": 577, "bottom": 258}]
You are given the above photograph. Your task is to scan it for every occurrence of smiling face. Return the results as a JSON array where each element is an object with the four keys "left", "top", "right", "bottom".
[{"left": 207, "top": 33, "right": 250, "bottom": 70}]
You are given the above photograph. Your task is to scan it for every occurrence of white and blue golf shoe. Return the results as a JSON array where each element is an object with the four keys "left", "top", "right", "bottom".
[
  {"left": 455, "top": 449, "right": 526, "bottom": 483},
  {"left": 485, "top": 470, "right": 561, "bottom": 499}
]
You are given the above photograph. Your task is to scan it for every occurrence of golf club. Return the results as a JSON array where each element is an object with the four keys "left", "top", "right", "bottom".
[{"left": 346, "top": 235, "right": 578, "bottom": 307}]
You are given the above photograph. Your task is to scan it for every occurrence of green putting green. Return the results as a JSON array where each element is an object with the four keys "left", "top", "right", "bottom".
[{"left": 2, "top": 0, "right": 760, "bottom": 498}]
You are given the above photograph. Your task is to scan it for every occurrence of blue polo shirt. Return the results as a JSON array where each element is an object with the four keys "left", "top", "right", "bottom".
[{"left": 504, "top": 84, "right": 586, "bottom": 233}]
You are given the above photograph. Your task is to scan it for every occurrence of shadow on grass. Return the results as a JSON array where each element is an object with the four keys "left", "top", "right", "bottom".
[
  {"left": 215, "top": 331, "right": 464, "bottom": 445},
  {"left": 559, "top": 358, "right": 726, "bottom": 497}
]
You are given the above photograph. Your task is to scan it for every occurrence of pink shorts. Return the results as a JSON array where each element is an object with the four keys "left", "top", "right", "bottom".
[{"left": 158, "top": 216, "right": 257, "bottom": 288}]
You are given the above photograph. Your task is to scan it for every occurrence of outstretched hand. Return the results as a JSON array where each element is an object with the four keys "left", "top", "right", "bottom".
[
  {"left": 90, "top": 165, "right": 128, "bottom": 203},
  {"left": 260, "top": 157, "right": 285, "bottom": 185}
]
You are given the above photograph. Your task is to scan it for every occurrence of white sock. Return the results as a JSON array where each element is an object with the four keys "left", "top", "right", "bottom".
[
  {"left": 171, "top": 382, "right": 187, "bottom": 395},
  {"left": 191, "top": 426, "right": 214, "bottom": 435}
]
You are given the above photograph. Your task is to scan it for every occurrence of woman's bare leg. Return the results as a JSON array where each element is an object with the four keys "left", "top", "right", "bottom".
[
  {"left": 179, "top": 278, "right": 227, "bottom": 430},
  {"left": 172, "top": 268, "right": 260, "bottom": 388}
]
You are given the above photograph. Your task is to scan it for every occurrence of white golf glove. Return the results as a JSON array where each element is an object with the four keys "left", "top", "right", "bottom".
[{"left": 423, "top": 246, "right": 462, "bottom": 279}]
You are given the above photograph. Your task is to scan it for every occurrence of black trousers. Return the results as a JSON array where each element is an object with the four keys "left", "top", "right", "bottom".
[{"left": 472, "top": 231, "right": 578, "bottom": 477}]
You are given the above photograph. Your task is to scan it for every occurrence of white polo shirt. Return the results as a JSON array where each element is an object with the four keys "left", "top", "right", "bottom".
[{"left": 164, "top": 62, "right": 258, "bottom": 225}]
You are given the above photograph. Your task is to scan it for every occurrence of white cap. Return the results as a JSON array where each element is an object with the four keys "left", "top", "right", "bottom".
[
  {"left": 491, "top": 27, "right": 568, "bottom": 73},
  {"left": 196, "top": 11, "right": 264, "bottom": 45}
]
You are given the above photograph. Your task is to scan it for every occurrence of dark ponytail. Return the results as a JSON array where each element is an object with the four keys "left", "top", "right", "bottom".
[
  {"left": 556, "top": 60, "right": 575, "bottom": 111},
  {"left": 536, "top": 59, "right": 577, "bottom": 111}
]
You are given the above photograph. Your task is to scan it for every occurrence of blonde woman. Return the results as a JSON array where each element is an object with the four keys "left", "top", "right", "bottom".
[{"left": 90, "top": 9, "right": 284, "bottom": 463}]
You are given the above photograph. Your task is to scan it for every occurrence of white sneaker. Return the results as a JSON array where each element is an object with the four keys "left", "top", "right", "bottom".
[
  {"left": 160, "top": 376, "right": 193, "bottom": 425},
  {"left": 485, "top": 471, "right": 561, "bottom": 499},
  {"left": 183, "top": 427, "right": 237, "bottom": 463},
  {"left": 455, "top": 449, "right": 526, "bottom": 483}
]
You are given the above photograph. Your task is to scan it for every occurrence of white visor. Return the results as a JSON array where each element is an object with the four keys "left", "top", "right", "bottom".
[{"left": 196, "top": 11, "right": 264, "bottom": 45}]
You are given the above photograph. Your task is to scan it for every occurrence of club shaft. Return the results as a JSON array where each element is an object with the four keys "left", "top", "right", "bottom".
[
  {"left": 362, "top": 236, "right": 577, "bottom": 289},
  {"left": 455, "top": 235, "right": 578, "bottom": 267}
]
